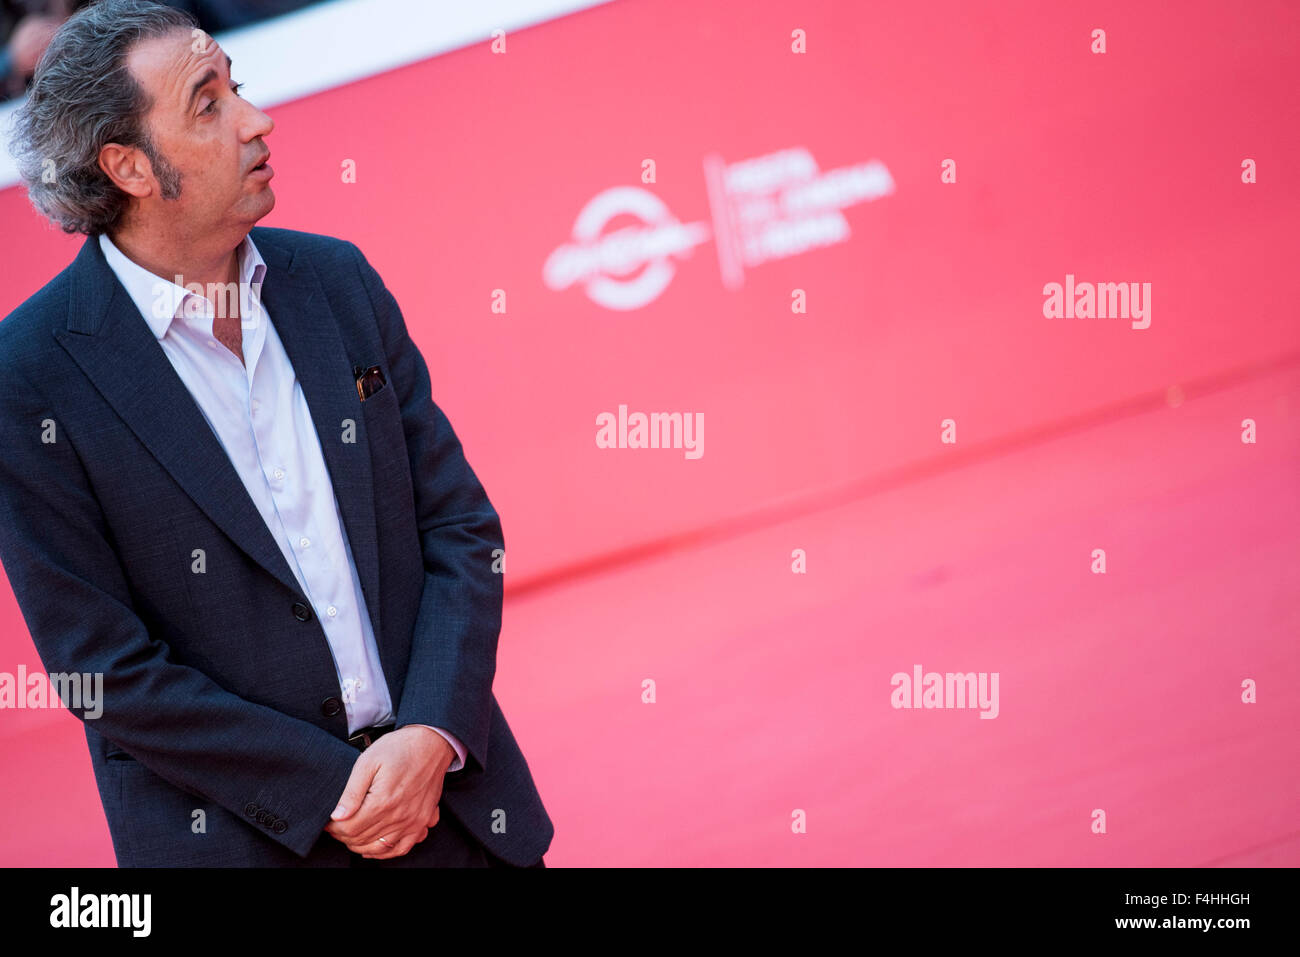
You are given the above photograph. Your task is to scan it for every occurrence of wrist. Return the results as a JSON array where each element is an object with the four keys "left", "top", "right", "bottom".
[{"left": 402, "top": 725, "right": 455, "bottom": 766}]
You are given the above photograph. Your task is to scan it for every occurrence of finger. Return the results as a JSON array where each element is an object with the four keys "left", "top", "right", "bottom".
[
  {"left": 357, "top": 828, "right": 422, "bottom": 860},
  {"left": 425, "top": 805, "right": 440, "bottom": 828},
  {"left": 363, "top": 828, "right": 426, "bottom": 857},
  {"left": 329, "top": 775, "right": 398, "bottom": 841},
  {"left": 345, "top": 804, "right": 407, "bottom": 847},
  {"left": 327, "top": 799, "right": 393, "bottom": 842},
  {"left": 393, "top": 833, "right": 419, "bottom": 858},
  {"left": 330, "top": 756, "right": 379, "bottom": 823}
]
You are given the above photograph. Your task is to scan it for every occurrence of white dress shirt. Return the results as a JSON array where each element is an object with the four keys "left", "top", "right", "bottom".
[{"left": 98, "top": 232, "right": 465, "bottom": 772}]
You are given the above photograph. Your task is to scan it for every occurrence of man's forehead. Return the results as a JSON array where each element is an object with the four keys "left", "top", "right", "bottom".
[{"left": 127, "top": 28, "right": 229, "bottom": 103}]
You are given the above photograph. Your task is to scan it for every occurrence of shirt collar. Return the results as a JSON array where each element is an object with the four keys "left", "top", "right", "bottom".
[{"left": 98, "top": 231, "right": 268, "bottom": 339}]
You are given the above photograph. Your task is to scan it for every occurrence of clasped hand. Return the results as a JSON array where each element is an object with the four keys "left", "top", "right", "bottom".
[{"left": 324, "top": 726, "right": 454, "bottom": 859}]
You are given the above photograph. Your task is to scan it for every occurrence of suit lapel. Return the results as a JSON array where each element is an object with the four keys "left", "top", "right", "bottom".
[{"left": 53, "top": 232, "right": 383, "bottom": 645}]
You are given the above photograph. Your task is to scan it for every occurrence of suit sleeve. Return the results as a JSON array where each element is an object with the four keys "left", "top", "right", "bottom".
[
  {"left": 0, "top": 369, "right": 360, "bottom": 859},
  {"left": 348, "top": 241, "right": 503, "bottom": 775}
]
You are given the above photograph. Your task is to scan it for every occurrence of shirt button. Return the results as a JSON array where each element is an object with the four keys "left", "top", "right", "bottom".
[
  {"left": 251, "top": 400, "right": 260, "bottom": 412},
  {"left": 206, "top": 340, "right": 217, "bottom": 349},
  {"left": 273, "top": 468, "right": 284, "bottom": 480},
  {"left": 299, "top": 537, "right": 310, "bottom": 548},
  {"left": 326, "top": 605, "right": 338, "bottom": 617}
]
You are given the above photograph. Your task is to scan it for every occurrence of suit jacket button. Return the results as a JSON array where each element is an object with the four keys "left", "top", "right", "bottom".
[
  {"left": 273, "top": 820, "right": 288, "bottom": 834},
  {"left": 244, "top": 802, "right": 259, "bottom": 818},
  {"left": 321, "top": 696, "right": 343, "bottom": 717},
  {"left": 292, "top": 602, "right": 312, "bottom": 621}
]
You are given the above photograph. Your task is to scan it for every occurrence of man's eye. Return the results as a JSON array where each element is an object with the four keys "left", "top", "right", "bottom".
[{"left": 200, "top": 83, "right": 244, "bottom": 115}]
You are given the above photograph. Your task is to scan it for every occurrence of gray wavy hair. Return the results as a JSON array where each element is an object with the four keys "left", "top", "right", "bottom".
[{"left": 8, "top": 0, "right": 198, "bottom": 236}]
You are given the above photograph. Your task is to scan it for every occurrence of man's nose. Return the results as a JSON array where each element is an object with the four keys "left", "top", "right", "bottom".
[{"left": 242, "top": 100, "right": 274, "bottom": 139}]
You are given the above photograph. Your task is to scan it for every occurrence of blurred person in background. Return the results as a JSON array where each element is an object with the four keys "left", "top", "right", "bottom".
[
  {"left": 1, "top": 1, "right": 84, "bottom": 100},
  {"left": 1, "top": 0, "right": 318, "bottom": 99}
]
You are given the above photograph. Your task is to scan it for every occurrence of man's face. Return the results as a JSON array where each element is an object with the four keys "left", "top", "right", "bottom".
[{"left": 122, "top": 28, "right": 275, "bottom": 232}]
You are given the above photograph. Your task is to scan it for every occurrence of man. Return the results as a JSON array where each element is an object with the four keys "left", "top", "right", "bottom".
[{"left": 0, "top": 0, "right": 552, "bottom": 867}]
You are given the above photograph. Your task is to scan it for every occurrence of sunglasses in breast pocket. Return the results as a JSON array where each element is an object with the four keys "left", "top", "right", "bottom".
[{"left": 353, "top": 364, "right": 387, "bottom": 402}]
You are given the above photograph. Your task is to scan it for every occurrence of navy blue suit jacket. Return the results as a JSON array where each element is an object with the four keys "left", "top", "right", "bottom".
[{"left": 0, "top": 227, "right": 553, "bottom": 866}]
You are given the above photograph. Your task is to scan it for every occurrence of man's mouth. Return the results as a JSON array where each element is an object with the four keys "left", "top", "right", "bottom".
[{"left": 250, "top": 153, "right": 271, "bottom": 172}]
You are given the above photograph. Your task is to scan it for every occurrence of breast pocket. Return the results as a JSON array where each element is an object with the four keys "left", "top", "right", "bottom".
[
  {"left": 358, "top": 368, "right": 402, "bottom": 441},
  {"left": 358, "top": 368, "right": 395, "bottom": 409}
]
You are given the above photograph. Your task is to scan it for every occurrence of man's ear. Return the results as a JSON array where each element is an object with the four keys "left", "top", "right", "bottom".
[{"left": 98, "top": 142, "right": 153, "bottom": 199}]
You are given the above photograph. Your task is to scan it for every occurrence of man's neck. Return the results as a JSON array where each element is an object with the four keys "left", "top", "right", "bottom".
[{"left": 108, "top": 223, "right": 245, "bottom": 292}]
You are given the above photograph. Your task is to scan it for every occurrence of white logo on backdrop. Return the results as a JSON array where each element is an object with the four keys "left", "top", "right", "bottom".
[{"left": 544, "top": 147, "right": 895, "bottom": 311}]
